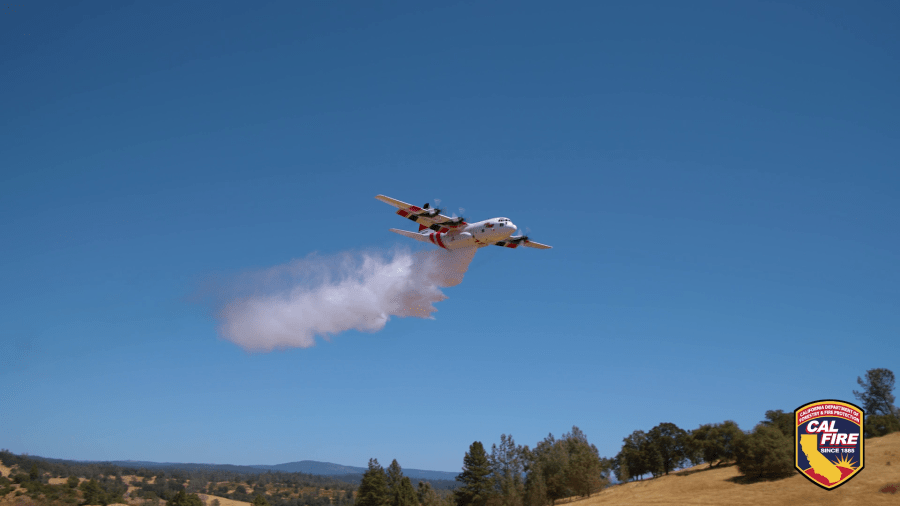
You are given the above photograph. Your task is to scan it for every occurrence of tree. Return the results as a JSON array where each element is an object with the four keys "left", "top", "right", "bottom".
[
  {"left": 252, "top": 494, "right": 270, "bottom": 506},
  {"left": 760, "top": 410, "right": 793, "bottom": 438},
  {"left": 688, "top": 421, "right": 744, "bottom": 467},
  {"left": 854, "top": 368, "right": 898, "bottom": 417},
  {"left": 68, "top": 476, "right": 80, "bottom": 489},
  {"left": 734, "top": 425, "right": 793, "bottom": 480},
  {"left": 864, "top": 414, "right": 900, "bottom": 438},
  {"left": 395, "top": 477, "right": 418, "bottom": 506},
  {"left": 522, "top": 455, "right": 547, "bottom": 506},
  {"left": 614, "top": 430, "right": 661, "bottom": 482},
  {"left": 80, "top": 479, "right": 108, "bottom": 506},
  {"left": 386, "top": 460, "right": 404, "bottom": 498},
  {"left": 523, "top": 428, "right": 608, "bottom": 504},
  {"left": 489, "top": 434, "right": 524, "bottom": 506},
  {"left": 168, "top": 490, "right": 203, "bottom": 506},
  {"left": 385, "top": 460, "right": 416, "bottom": 506},
  {"left": 356, "top": 459, "right": 389, "bottom": 506},
  {"left": 455, "top": 442, "right": 494, "bottom": 506},
  {"left": 528, "top": 434, "right": 569, "bottom": 504},
  {"left": 417, "top": 481, "right": 441, "bottom": 506},
  {"left": 645, "top": 423, "right": 690, "bottom": 476},
  {"left": 560, "top": 427, "right": 606, "bottom": 497}
]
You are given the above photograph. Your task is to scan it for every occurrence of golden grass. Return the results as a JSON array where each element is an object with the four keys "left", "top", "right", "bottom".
[
  {"left": 567, "top": 432, "right": 900, "bottom": 506},
  {"left": 198, "top": 494, "right": 250, "bottom": 506}
]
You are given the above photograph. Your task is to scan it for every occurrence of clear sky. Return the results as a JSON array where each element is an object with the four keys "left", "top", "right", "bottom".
[{"left": 1, "top": 1, "right": 898, "bottom": 473}]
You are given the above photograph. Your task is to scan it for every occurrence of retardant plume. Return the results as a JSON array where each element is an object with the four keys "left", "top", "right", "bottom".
[{"left": 211, "top": 247, "right": 476, "bottom": 352}]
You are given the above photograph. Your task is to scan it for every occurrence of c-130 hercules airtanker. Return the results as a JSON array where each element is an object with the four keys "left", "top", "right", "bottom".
[{"left": 376, "top": 195, "right": 552, "bottom": 250}]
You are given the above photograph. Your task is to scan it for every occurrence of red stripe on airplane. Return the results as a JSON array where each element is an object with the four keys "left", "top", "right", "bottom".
[
  {"left": 408, "top": 206, "right": 422, "bottom": 212},
  {"left": 429, "top": 233, "right": 436, "bottom": 245},
  {"left": 435, "top": 233, "right": 447, "bottom": 249},
  {"left": 397, "top": 210, "right": 409, "bottom": 217}
]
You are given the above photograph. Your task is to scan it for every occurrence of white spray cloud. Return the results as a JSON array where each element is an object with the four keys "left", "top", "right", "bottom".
[{"left": 211, "top": 247, "right": 477, "bottom": 352}]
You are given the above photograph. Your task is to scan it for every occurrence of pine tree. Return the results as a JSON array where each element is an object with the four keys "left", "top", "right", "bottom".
[
  {"left": 417, "top": 481, "right": 441, "bottom": 506},
  {"left": 854, "top": 368, "right": 898, "bottom": 417},
  {"left": 386, "top": 460, "right": 403, "bottom": 492},
  {"left": 490, "top": 434, "right": 524, "bottom": 506},
  {"left": 395, "top": 477, "right": 418, "bottom": 506},
  {"left": 455, "top": 442, "right": 494, "bottom": 506},
  {"left": 386, "top": 459, "right": 404, "bottom": 506},
  {"left": 80, "top": 479, "right": 108, "bottom": 506},
  {"left": 357, "top": 459, "right": 390, "bottom": 506},
  {"left": 561, "top": 427, "right": 606, "bottom": 497},
  {"left": 522, "top": 458, "right": 546, "bottom": 506}
]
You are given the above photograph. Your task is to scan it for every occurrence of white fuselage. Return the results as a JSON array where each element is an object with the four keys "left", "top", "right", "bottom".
[{"left": 426, "top": 217, "right": 517, "bottom": 250}]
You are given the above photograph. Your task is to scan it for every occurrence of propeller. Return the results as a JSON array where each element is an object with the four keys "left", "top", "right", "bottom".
[
  {"left": 428, "top": 199, "right": 466, "bottom": 224},
  {"left": 422, "top": 199, "right": 443, "bottom": 216},
  {"left": 439, "top": 204, "right": 465, "bottom": 225},
  {"left": 512, "top": 227, "right": 532, "bottom": 243}
]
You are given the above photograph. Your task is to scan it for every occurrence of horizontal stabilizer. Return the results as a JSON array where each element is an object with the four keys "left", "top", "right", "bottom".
[
  {"left": 523, "top": 240, "right": 552, "bottom": 249},
  {"left": 389, "top": 228, "right": 433, "bottom": 244}
]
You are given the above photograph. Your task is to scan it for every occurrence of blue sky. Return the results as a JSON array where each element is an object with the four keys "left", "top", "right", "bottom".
[{"left": 1, "top": 1, "right": 898, "bottom": 473}]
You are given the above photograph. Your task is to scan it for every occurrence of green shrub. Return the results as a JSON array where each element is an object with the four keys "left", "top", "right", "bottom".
[
  {"left": 864, "top": 414, "right": 900, "bottom": 438},
  {"left": 734, "top": 425, "right": 794, "bottom": 480}
]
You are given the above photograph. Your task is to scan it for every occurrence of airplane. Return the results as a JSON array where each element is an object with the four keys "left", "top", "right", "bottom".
[{"left": 375, "top": 195, "right": 552, "bottom": 250}]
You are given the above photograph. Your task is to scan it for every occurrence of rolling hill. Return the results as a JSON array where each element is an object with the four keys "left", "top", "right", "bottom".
[{"left": 567, "top": 431, "right": 899, "bottom": 506}]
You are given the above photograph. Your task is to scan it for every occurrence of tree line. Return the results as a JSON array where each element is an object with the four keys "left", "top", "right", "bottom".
[
  {"left": 357, "top": 426, "right": 611, "bottom": 506},
  {"left": 2, "top": 368, "right": 896, "bottom": 505},
  {"left": 613, "top": 367, "right": 899, "bottom": 482}
]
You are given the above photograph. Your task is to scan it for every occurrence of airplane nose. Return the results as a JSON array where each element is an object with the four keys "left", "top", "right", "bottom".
[{"left": 507, "top": 221, "right": 517, "bottom": 236}]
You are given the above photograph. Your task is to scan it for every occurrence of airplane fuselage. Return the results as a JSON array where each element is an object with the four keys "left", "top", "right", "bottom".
[
  {"left": 424, "top": 217, "right": 517, "bottom": 250},
  {"left": 377, "top": 194, "right": 552, "bottom": 250}
]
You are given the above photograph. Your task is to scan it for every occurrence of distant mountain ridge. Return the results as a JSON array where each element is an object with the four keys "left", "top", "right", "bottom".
[
  {"left": 251, "top": 461, "right": 458, "bottom": 481},
  {"left": 78, "top": 458, "right": 457, "bottom": 482}
]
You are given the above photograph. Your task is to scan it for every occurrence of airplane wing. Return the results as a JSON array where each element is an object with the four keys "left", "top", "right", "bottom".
[
  {"left": 375, "top": 195, "right": 467, "bottom": 231},
  {"left": 493, "top": 237, "right": 552, "bottom": 249}
]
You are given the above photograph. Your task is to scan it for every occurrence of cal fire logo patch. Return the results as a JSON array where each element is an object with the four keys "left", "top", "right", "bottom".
[{"left": 794, "top": 400, "right": 865, "bottom": 490}]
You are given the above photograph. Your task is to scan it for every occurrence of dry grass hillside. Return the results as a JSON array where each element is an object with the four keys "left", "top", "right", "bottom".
[
  {"left": 197, "top": 495, "right": 250, "bottom": 506},
  {"left": 570, "top": 431, "right": 899, "bottom": 506}
]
